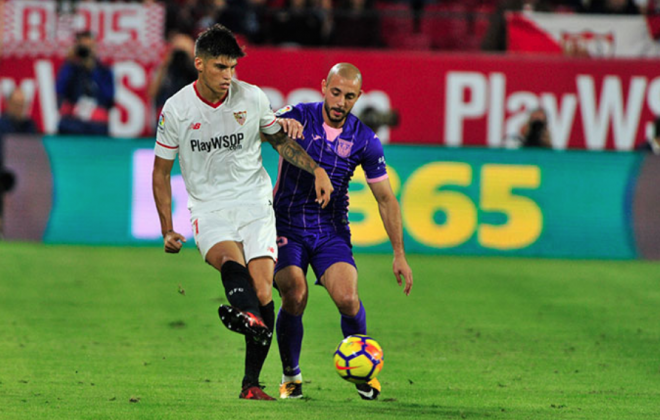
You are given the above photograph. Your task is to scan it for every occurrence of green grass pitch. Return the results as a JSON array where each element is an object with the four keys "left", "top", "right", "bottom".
[{"left": 1, "top": 242, "right": 659, "bottom": 419}]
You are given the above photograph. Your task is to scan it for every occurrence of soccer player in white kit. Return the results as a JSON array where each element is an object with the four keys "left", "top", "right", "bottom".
[{"left": 152, "top": 24, "right": 333, "bottom": 400}]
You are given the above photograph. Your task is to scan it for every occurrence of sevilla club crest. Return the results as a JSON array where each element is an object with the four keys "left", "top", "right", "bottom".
[{"left": 234, "top": 111, "right": 247, "bottom": 125}]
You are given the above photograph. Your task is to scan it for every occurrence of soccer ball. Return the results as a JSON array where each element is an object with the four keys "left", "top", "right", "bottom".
[{"left": 333, "top": 334, "right": 384, "bottom": 384}]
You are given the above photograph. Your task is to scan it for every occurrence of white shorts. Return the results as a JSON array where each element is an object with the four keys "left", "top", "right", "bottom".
[{"left": 191, "top": 202, "right": 277, "bottom": 263}]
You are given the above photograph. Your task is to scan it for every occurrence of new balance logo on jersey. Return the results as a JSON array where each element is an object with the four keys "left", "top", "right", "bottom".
[
  {"left": 190, "top": 122, "right": 201, "bottom": 130},
  {"left": 190, "top": 133, "right": 244, "bottom": 152}
]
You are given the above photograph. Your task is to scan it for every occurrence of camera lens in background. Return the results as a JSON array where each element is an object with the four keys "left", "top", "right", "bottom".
[
  {"left": 525, "top": 120, "right": 546, "bottom": 147},
  {"left": 75, "top": 45, "right": 91, "bottom": 59},
  {"left": 359, "top": 107, "right": 400, "bottom": 132}
]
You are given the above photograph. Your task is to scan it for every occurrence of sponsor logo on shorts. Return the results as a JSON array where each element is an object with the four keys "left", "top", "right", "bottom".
[{"left": 276, "top": 236, "right": 288, "bottom": 247}]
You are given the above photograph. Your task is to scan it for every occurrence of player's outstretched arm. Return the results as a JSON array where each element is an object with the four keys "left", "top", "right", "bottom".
[
  {"left": 368, "top": 179, "right": 413, "bottom": 295},
  {"left": 153, "top": 156, "right": 187, "bottom": 253},
  {"left": 264, "top": 130, "right": 334, "bottom": 208}
]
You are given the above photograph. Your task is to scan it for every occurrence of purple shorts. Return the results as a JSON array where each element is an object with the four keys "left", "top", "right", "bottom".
[{"left": 275, "top": 228, "right": 356, "bottom": 284}]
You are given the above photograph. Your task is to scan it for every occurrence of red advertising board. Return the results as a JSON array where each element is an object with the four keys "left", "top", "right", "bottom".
[
  {"left": 239, "top": 47, "right": 660, "bottom": 150},
  {"left": 1, "top": 46, "right": 659, "bottom": 148}
]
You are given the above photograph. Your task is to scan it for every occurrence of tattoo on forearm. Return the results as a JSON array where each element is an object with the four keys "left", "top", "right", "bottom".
[
  {"left": 267, "top": 131, "right": 318, "bottom": 174},
  {"left": 266, "top": 130, "right": 288, "bottom": 148}
]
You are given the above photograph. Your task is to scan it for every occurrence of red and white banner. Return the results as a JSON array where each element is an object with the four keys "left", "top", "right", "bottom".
[
  {"left": 0, "top": 56, "right": 158, "bottom": 137},
  {"left": 507, "top": 11, "right": 660, "bottom": 58},
  {"left": 1, "top": 0, "right": 165, "bottom": 63},
  {"left": 1, "top": 47, "right": 659, "bottom": 149},
  {"left": 240, "top": 48, "right": 660, "bottom": 150}
]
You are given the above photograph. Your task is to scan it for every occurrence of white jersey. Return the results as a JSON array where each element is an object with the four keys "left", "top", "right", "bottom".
[{"left": 155, "top": 80, "right": 281, "bottom": 214}]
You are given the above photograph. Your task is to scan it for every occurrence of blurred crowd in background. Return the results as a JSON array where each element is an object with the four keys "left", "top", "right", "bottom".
[
  {"left": 1, "top": 0, "right": 658, "bottom": 151},
  {"left": 58, "top": 0, "right": 656, "bottom": 51}
]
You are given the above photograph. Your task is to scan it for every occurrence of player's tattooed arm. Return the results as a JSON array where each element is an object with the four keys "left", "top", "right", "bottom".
[
  {"left": 264, "top": 130, "right": 334, "bottom": 208},
  {"left": 265, "top": 130, "right": 318, "bottom": 174}
]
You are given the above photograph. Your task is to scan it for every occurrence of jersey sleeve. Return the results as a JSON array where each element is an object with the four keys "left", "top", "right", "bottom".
[
  {"left": 257, "top": 87, "right": 281, "bottom": 136},
  {"left": 154, "top": 101, "right": 179, "bottom": 160},
  {"left": 362, "top": 134, "right": 389, "bottom": 184},
  {"left": 274, "top": 104, "right": 304, "bottom": 122}
]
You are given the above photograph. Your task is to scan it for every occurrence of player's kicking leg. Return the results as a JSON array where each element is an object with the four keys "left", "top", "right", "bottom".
[
  {"left": 322, "top": 262, "right": 380, "bottom": 400},
  {"left": 239, "top": 256, "right": 277, "bottom": 400},
  {"left": 217, "top": 304, "right": 270, "bottom": 345},
  {"left": 205, "top": 243, "right": 275, "bottom": 400},
  {"left": 193, "top": 206, "right": 278, "bottom": 400},
  {"left": 216, "top": 260, "right": 272, "bottom": 346},
  {"left": 206, "top": 242, "right": 271, "bottom": 345},
  {"left": 274, "top": 265, "right": 309, "bottom": 399}
]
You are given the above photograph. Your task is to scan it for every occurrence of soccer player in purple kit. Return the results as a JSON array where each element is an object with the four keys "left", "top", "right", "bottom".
[{"left": 273, "top": 63, "right": 414, "bottom": 400}]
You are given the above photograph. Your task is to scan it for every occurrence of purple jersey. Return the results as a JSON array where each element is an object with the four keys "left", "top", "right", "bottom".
[{"left": 273, "top": 102, "right": 388, "bottom": 234}]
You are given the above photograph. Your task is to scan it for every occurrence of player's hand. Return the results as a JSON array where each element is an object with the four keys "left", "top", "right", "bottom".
[
  {"left": 276, "top": 118, "right": 304, "bottom": 140},
  {"left": 393, "top": 254, "right": 413, "bottom": 295},
  {"left": 164, "top": 230, "right": 187, "bottom": 253},
  {"left": 313, "top": 166, "right": 334, "bottom": 209}
]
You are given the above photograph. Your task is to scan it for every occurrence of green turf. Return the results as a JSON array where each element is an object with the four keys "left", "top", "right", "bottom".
[{"left": 1, "top": 242, "right": 659, "bottom": 419}]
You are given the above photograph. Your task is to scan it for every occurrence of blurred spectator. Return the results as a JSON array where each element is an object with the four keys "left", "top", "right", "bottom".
[
  {"left": 577, "top": 0, "right": 641, "bottom": 14},
  {"left": 270, "top": 0, "right": 330, "bottom": 46},
  {"left": 56, "top": 31, "right": 115, "bottom": 136},
  {"left": 314, "top": 0, "right": 334, "bottom": 43},
  {"left": 191, "top": 0, "right": 266, "bottom": 43},
  {"left": 148, "top": 32, "right": 198, "bottom": 116},
  {"left": 411, "top": 0, "right": 425, "bottom": 33},
  {"left": 637, "top": 117, "right": 660, "bottom": 154},
  {"left": 0, "top": 88, "right": 37, "bottom": 138},
  {"left": 331, "top": 0, "right": 383, "bottom": 48},
  {"left": 197, "top": 0, "right": 224, "bottom": 33},
  {"left": 0, "top": 87, "right": 34, "bottom": 199},
  {"left": 215, "top": 0, "right": 269, "bottom": 44},
  {"left": 481, "top": 0, "right": 554, "bottom": 51},
  {"left": 163, "top": 0, "right": 206, "bottom": 38},
  {"left": 634, "top": 0, "right": 660, "bottom": 14},
  {"left": 504, "top": 107, "right": 552, "bottom": 148},
  {"left": 0, "top": 88, "right": 34, "bottom": 239}
]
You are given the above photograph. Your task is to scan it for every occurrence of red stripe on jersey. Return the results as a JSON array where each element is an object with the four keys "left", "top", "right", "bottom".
[
  {"left": 193, "top": 81, "right": 228, "bottom": 108},
  {"left": 261, "top": 118, "right": 277, "bottom": 128},
  {"left": 156, "top": 141, "right": 178, "bottom": 149}
]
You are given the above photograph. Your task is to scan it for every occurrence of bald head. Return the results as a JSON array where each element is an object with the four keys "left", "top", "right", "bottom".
[
  {"left": 326, "top": 63, "right": 362, "bottom": 90},
  {"left": 6, "top": 89, "right": 27, "bottom": 119},
  {"left": 321, "top": 63, "right": 363, "bottom": 128}
]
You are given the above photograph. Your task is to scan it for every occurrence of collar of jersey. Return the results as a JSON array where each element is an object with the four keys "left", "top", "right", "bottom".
[
  {"left": 314, "top": 101, "right": 355, "bottom": 134},
  {"left": 193, "top": 81, "right": 229, "bottom": 109}
]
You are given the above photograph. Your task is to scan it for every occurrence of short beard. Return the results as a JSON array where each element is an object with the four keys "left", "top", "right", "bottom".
[{"left": 324, "top": 102, "right": 346, "bottom": 124}]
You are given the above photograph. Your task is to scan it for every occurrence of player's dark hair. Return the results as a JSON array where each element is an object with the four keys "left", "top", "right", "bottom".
[{"left": 194, "top": 24, "right": 245, "bottom": 60}]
